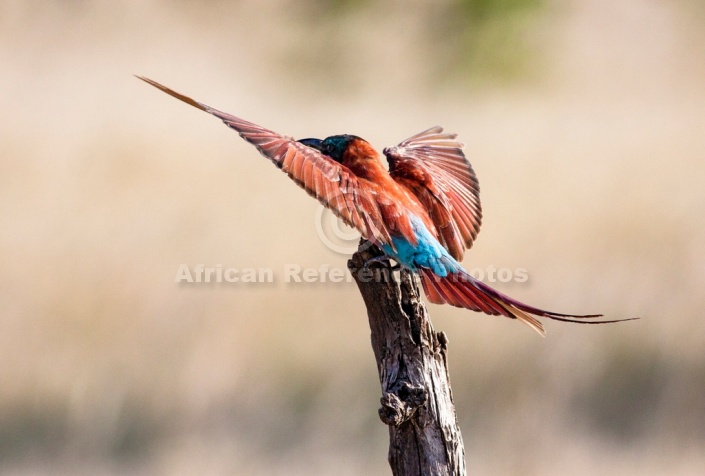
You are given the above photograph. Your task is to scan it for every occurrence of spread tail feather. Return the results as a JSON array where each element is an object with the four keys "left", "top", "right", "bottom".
[{"left": 418, "top": 269, "right": 637, "bottom": 336}]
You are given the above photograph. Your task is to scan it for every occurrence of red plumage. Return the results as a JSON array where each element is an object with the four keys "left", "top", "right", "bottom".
[{"left": 138, "top": 76, "right": 636, "bottom": 335}]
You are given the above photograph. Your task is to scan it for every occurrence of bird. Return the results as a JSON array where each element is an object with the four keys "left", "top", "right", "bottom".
[{"left": 138, "top": 76, "right": 635, "bottom": 335}]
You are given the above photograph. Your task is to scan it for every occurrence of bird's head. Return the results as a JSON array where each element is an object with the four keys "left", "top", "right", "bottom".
[{"left": 298, "top": 134, "right": 361, "bottom": 163}]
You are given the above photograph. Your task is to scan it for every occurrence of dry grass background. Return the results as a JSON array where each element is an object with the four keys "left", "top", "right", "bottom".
[{"left": 1, "top": 0, "right": 704, "bottom": 474}]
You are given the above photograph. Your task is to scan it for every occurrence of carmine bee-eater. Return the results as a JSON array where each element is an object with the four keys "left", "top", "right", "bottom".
[{"left": 139, "top": 76, "right": 634, "bottom": 335}]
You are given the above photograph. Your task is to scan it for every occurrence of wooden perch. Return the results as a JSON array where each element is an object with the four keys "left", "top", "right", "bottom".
[{"left": 348, "top": 241, "right": 466, "bottom": 476}]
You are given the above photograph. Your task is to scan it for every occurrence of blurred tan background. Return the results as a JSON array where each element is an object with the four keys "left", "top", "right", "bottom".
[{"left": 2, "top": 0, "right": 704, "bottom": 474}]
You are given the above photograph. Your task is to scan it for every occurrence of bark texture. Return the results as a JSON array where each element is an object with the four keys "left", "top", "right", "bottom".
[{"left": 348, "top": 242, "right": 466, "bottom": 476}]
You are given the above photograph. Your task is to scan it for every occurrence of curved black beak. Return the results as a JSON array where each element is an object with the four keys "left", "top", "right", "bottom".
[{"left": 298, "top": 138, "right": 324, "bottom": 152}]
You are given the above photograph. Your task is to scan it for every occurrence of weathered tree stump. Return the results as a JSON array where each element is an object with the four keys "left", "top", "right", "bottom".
[{"left": 348, "top": 241, "right": 466, "bottom": 476}]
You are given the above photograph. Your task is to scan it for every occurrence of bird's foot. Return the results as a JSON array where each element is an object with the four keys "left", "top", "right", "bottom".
[{"left": 363, "top": 255, "right": 399, "bottom": 270}]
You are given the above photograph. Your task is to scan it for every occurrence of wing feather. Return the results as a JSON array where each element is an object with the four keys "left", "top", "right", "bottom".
[
  {"left": 385, "top": 126, "right": 482, "bottom": 260},
  {"left": 138, "top": 76, "right": 393, "bottom": 248}
]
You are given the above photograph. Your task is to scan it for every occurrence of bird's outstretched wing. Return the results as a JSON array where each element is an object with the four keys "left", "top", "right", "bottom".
[
  {"left": 384, "top": 127, "right": 481, "bottom": 261},
  {"left": 137, "top": 76, "right": 393, "bottom": 246}
]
